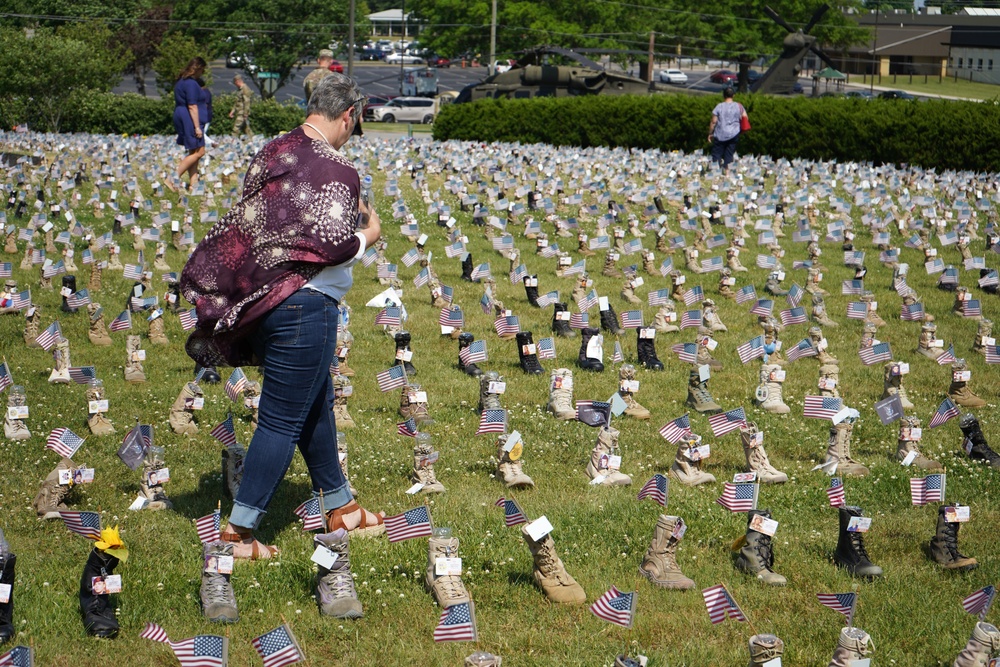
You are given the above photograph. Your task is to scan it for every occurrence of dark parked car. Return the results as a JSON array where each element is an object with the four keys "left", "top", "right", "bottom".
[
  {"left": 845, "top": 90, "right": 874, "bottom": 100},
  {"left": 709, "top": 69, "right": 738, "bottom": 84},
  {"left": 360, "top": 48, "right": 383, "bottom": 61},
  {"left": 746, "top": 69, "right": 763, "bottom": 83},
  {"left": 879, "top": 90, "right": 916, "bottom": 100}
]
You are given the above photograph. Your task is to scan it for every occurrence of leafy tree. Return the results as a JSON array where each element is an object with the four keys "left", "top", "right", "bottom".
[
  {"left": 152, "top": 32, "right": 210, "bottom": 98},
  {"left": 118, "top": 4, "right": 173, "bottom": 97}
]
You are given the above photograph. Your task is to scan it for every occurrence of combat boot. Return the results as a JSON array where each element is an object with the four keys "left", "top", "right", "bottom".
[
  {"left": 460, "top": 253, "right": 475, "bottom": 282},
  {"left": 23, "top": 307, "right": 41, "bottom": 347},
  {"left": 696, "top": 334, "right": 723, "bottom": 371},
  {"left": 522, "top": 275, "right": 540, "bottom": 307},
  {"left": 571, "top": 278, "right": 587, "bottom": 306},
  {"left": 457, "top": 332, "right": 483, "bottom": 376},
  {"left": 587, "top": 426, "right": 631, "bottom": 485},
  {"left": 929, "top": 505, "right": 977, "bottom": 571},
  {"left": 3, "top": 388, "right": 30, "bottom": 441},
  {"left": 169, "top": 381, "right": 201, "bottom": 435},
  {"left": 825, "top": 420, "right": 868, "bottom": 476},
  {"left": 880, "top": 361, "right": 914, "bottom": 409},
  {"left": 684, "top": 247, "right": 703, "bottom": 274},
  {"left": 953, "top": 286, "right": 979, "bottom": 319},
  {"left": 85, "top": 383, "right": 115, "bottom": 436},
  {"left": 0, "top": 535, "right": 14, "bottom": 644},
  {"left": 332, "top": 375, "right": 355, "bottom": 429},
  {"left": 551, "top": 302, "right": 575, "bottom": 338},
  {"left": 87, "top": 304, "right": 112, "bottom": 346},
  {"left": 812, "top": 294, "right": 838, "bottom": 327},
  {"left": 599, "top": 303, "right": 624, "bottom": 336},
  {"left": 818, "top": 363, "right": 840, "bottom": 398},
  {"left": 602, "top": 250, "right": 622, "bottom": 278},
  {"left": 577, "top": 233, "right": 595, "bottom": 257},
  {"left": 335, "top": 331, "right": 355, "bottom": 377},
  {"left": 48, "top": 337, "right": 71, "bottom": 384},
  {"left": 88, "top": 262, "right": 102, "bottom": 291},
  {"left": 748, "top": 634, "right": 784, "bottom": 667},
  {"left": 394, "top": 331, "right": 417, "bottom": 377},
  {"left": 147, "top": 312, "right": 168, "bottom": 345},
  {"left": 834, "top": 506, "right": 883, "bottom": 578},
  {"left": 973, "top": 318, "right": 993, "bottom": 355},
  {"left": 315, "top": 529, "right": 363, "bottom": 618},
  {"left": 953, "top": 622, "right": 1000, "bottom": 667},
  {"left": 859, "top": 321, "right": 877, "bottom": 351},
  {"left": 79, "top": 547, "right": 120, "bottom": 637},
  {"left": 686, "top": 368, "right": 722, "bottom": 415},
  {"left": 479, "top": 372, "right": 503, "bottom": 412},
  {"left": 32, "top": 457, "right": 76, "bottom": 519},
  {"left": 829, "top": 627, "right": 872, "bottom": 667},
  {"left": 959, "top": 414, "right": 1000, "bottom": 468},
  {"left": 639, "top": 515, "right": 695, "bottom": 590},
  {"left": 618, "top": 364, "right": 650, "bottom": 420},
  {"left": 727, "top": 246, "right": 748, "bottom": 272},
  {"left": 642, "top": 250, "right": 657, "bottom": 276},
  {"left": 221, "top": 444, "right": 245, "bottom": 500},
  {"left": 897, "top": 416, "right": 943, "bottom": 470},
  {"left": 703, "top": 299, "right": 727, "bottom": 332},
  {"left": 406, "top": 383, "right": 434, "bottom": 426},
  {"left": 547, "top": 368, "right": 576, "bottom": 420},
  {"left": 200, "top": 541, "right": 238, "bottom": 623},
  {"left": 577, "top": 328, "right": 604, "bottom": 372},
  {"left": 636, "top": 328, "right": 663, "bottom": 371},
  {"left": 741, "top": 422, "right": 787, "bottom": 483},
  {"left": 755, "top": 364, "right": 790, "bottom": 415},
  {"left": 669, "top": 436, "right": 716, "bottom": 486},
  {"left": 124, "top": 335, "right": 146, "bottom": 383},
  {"left": 916, "top": 322, "right": 945, "bottom": 360},
  {"left": 425, "top": 534, "right": 470, "bottom": 608},
  {"left": 496, "top": 432, "right": 534, "bottom": 488},
  {"left": 736, "top": 509, "right": 786, "bottom": 586},
  {"left": 520, "top": 526, "right": 586, "bottom": 604},
  {"left": 516, "top": 331, "right": 543, "bottom": 375},
  {"left": 621, "top": 279, "right": 642, "bottom": 305},
  {"left": 410, "top": 433, "right": 445, "bottom": 494},
  {"left": 140, "top": 458, "right": 173, "bottom": 510},
  {"left": 764, "top": 273, "right": 788, "bottom": 296},
  {"left": 805, "top": 267, "right": 828, "bottom": 296},
  {"left": 653, "top": 304, "right": 679, "bottom": 333},
  {"left": 718, "top": 269, "right": 735, "bottom": 299},
  {"left": 949, "top": 359, "right": 987, "bottom": 409},
  {"left": 809, "top": 326, "right": 838, "bottom": 365}
]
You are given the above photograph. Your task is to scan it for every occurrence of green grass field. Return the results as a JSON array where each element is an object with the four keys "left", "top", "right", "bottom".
[{"left": 0, "top": 134, "right": 998, "bottom": 666}]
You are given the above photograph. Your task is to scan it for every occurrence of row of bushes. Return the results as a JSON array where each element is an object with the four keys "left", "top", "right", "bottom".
[
  {"left": 432, "top": 93, "right": 1000, "bottom": 171},
  {"left": 1, "top": 91, "right": 305, "bottom": 137}
]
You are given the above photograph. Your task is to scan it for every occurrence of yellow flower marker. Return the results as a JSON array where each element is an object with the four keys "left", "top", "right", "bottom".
[{"left": 94, "top": 526, "right": 129, "bottom": 562}]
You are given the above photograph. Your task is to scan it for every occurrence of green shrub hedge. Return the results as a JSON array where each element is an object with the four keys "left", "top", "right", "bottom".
[{"left": 432, "top": 94, "right": 1000, "bottom": 171}]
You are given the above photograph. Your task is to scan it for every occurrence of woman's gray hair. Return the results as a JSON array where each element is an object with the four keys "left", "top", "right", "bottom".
[{"left": 307, "top": 73, "right": 364, "bottom": 121}]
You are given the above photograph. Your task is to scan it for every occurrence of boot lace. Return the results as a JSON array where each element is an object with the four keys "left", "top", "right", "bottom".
[
  {"left": 203, "top": 570, "right": 235, "bottom": 606},
  {"left": 754, "top": 534, "right": 776, "bottom": 571},
  {"left": 850, "top": 533, "right": 871, "bottom": 561},
  {"left": 535, "top": 541, "right": 571, "bottom": 584}
]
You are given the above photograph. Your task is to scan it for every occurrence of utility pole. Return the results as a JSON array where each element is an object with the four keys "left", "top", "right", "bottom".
[
  {"left": 871, "top": 0, "right": 880, "bottom": 95},
  {"left": 489, "top": 0, "right": 497, "bottom": 76},
  {"left": 647, "top": 31, "right": 655, "bottom": 83},
  {"left": 347, "top": 0, "right": 355, "bottom": 78},
  {"left": 400, "top": 0, "right": 406, "bottom": 95}
]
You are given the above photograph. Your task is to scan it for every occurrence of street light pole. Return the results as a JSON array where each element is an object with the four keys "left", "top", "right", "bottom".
[
  {"left": 489, "top": 0, "right": 497, "bottom": 76},
  {"left": 347, "top": 0, "right": 355, "bottom": 78},
  {"left": 400, "top": 0, "right": 406, "bottom": 95},
  {"left": 870, "top": 1, "right": 880, "bottom": 95}
]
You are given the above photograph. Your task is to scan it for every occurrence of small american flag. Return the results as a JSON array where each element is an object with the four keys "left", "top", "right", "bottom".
[
  {"left": 937, "top": 344, "right": 958, "bottom": 366},
  {"left": 35, "top": 320, "right": 61, "bottom": 351},
  {"left": 590, "top": 235, "right": 611, "bottom": 250},
  {"left": 140, "top": 622, "right": 171, "bottom": 643},
  {"left": 170, "top": 634, "right": 227, "bottom": 667},
  {"left": 911, "top": 473, "right": 945, "bottom": 506},
  {"left": 46, "top": 427, "right": 85, "bottom": 458},
  {"left": 9, "top": 289, "right": 30, "bottom": 310},
  {"left": 536, "top": 337, "right": 556, "bottom": 359},
  {"left": 659, "top": 414, "right": 692, "bottom": 444},
  {"left": 576, "top": 401, "right": 611, "bottom": 427},
  {"left": 786, "top": 338, "right": 818, "bottom": 362},
  {"left": 736, "top": 336, "right": 765, "bottom": 364},
  {"left": 438, "top": 307, "right": 464, "bottom": 328},
  {"left": 194, "top": 509, "right": 221, "bottom": 543},
  {"left": 962, "top": 585, "right": 996, "bottom": 620},
  {"left": 374, "top": 306, "right": 402, "bottom": 327},
  {"left": 659, "top": 259, "right": 674, "bottom": 277},
  {"left": 477, "top": 409, "right": 507, "bottom": 435},
  {"left": 397, "top": 418, "right": 418, "bottom": 437},
  {"left": 749, "top": 299, "right": 774, "bottom": 317},
  {"left": 252, "top": 624, "right": 303, "bottom": 667},
  {"left": 480, "top": 294, "right": 492, "bottom": 315},
  {"left": 536, "top": 290, "right": 559, "bottom": 308},
  {"left": 827, "top": 477, "right": 846, "bottom": 507},
  {"left": 779, "top": 307, "right": 807, "bottom": 327},
  {"left": 123, "top": 263, "right": 144, "bottom": 280},
  {"left": 703, "top": 584, "right": 746, "bottom": 624},
  {"left": 858, "top": 342, "right": 892, "bottom": 366},
  {"left": 979, "top": 270, "right": 999, "bottom": 289},
  {"left": 376, "top": 263, "right": 398, "bottom": 280},
  {"left": 590, "top": 587, "right": 637, "bottom": 628},
  {"left": 756, "top": 255, "right": 778, "bottom": 269},
  {"left": 224, "top": 368, "right": 247, "bottom": 403},
  {"left": 817, "top": 592, "right": 856, "bottom": 625},
  {"left": 0, "top": 645, "right": 32, "bottom": 667},
  {"left": 494, "top": 315, "right": 520, "bottom": 336},
  {"left": 60, "top": 510, "right": 102, "bottom": 540},
  {"left": 385, "top": 506, "right": 433, "bottom": 543},
  {"left": 648, "top": 288, "right": 671, "bottom": 306},
  {"left": 716, "top": 482, "right": 758, "bottom": 512},
  {"left": 700, "top": 256, "right": 723, "bottom": 273},
  {"left": 42, "top": 260, "right": 65, "bottom": 278},
  {"left": 928, "top": 397, "right": 960, "bottom": 429},
  {"left": 433, "top": 601, "right": 477, "bottom": 642},
  {"left": 735, "top": 285, "right": 757, "bottom": 305},
  {"left": 360, "top": 247, "right": 379, "bottom": 267},
  {"left": 842, "top": 279, "right": 865, "bottom": 295},
  {"left": 470, "top": 263, "right": 491, "bottom": 281},
  {"left": 495, "top": 497, "right": 527, "bottom": 527},
  {"left": 962, "top": 299, "right": 983, "bottom": 319},
  {"left": 293, "top": 498, "right": 325, "bottom": 532},
  {"left": 786, "top": 283, "right": 804, "bottom": 307},
  {"left": 17, "top": 228, "right": 33, "bottom": 242},
  {"left": 577, "top": 289, "right": 598, "bottom": 311},
  {"left": 509, "top": 263, "right": 527, "bottom": 284},
  {"left": 986, "top": 345, "right": 1000, "bottom": 364},
  {"left": 68, "top": 366, "right": 97, "bottom": 385},
  {"left": 569, "top": 312, "right": 589, "bottom": 329},
  {"left": 637, "top": 474, "right": 668, "bottom": 506},
  {"left": 804, "top": 395, "right": 844, "bottom": 420},
  {"left": 376, "top": 365, "right": 407, "bottom": 392},
  {"left": 680, "top": 310, "right": 702, "bottom": 330},
  {"left": 611, "top": 340, "right": 625, "bottom": 363},
  {"left": 901, "top": 303, "right": 924, "bottom": 321},
  {"left": 178, "top": 309, "right": 197, "bottom": 330},
  {"left": 108, "top": 310, "right": 132, "bottom": 332},
  {"left": 563, "top": 259, "right": 586, "bottom": 276},
  {"left": 400, "top": 248, "right": 420, "bottom": 268},
  {"left": 459, "top": 340, "right": 488, "bottom": 364},
  {"left": 682, "top": 286, "right": 704, "bottom": 306},
  {"left": 66, "top": 289, "right": 91, "bottom": 308},
  {"left": 708, "top": 407, "right": 747, "bottom": 438},
  {"left": 846, "top": 302, "right": 868, "bottom": 320},
  {"left": 413, "top": 267, "right": 430, "bottom": 288},
  {"left": 620, "top": 310, "right": 643, "bottom": 329},
  {"left": 671, "top": 343, "right": 697, "bottom": 363},
  {"left": 492, "top": 235, "right": 514, "bottom": 251},
  {"left": 844, "top": 250, "right": 865, "bottom": 267},
  {"left": 0, "top": 361, "right": 12, "bottom": 393},
  {"left": 623, "top": 239, "right": 644, "bottom": 255},
  {"left": 440, "top": 285, "right": 454, "bottom": 305},
  {"left": 210, "top": 414, "right": 237, "bottom": 447}
]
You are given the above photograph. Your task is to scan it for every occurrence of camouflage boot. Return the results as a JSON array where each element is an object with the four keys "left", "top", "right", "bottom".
[
  {"left": 587, "top": 426, "right": 631, "bottom": 486},
  {"left": 496, "top": 432, "right": 534, "bottom": 488},
  {"left": 809, "top": 326, "right": 838, "bottom": 365},
  {"left": 929, "top": 505, "right": 977, "bottom": 571},
  {"left": 972, "top": 318, "right": 993, "bottom": 355},
  {"left": 124, "top": 335, "right": 146, "bottom": 383},
  {"left": 602, "top": 250, "right": 621, "bottom": 278},
  {"left": 407, "top": 383, "right": 435, "bottom": 425},
  {"left": 618, "top": 364, "right": 650, "bottom": 420},
  {"left": 168, "top": 381, "right": 202, "bottom": 435},
  {"left": 148, "top": 312, "right": 168, "bottom": 345},
  {"left": 953, "top": 622, "right": 1000, "bottom": 667},
  {"left": 718, "top": 268, "right": 735, "bottom": 299},
  {"left": 880, "top": 361, "right": 914, "bottom": 409},
  {"left": 479, "top": 371, "right": 503, "bottom": 412},
  {"left": 412, "top": 432, "right": 445, "bottom": 494},
  {"left": 811, "top": 294, "right": 838, "bottom": 327},
  {"left": 639, "top": 515, "right": 695, "bottom": 590},
  {"left": 825, "top": 419, "right": 869, "bottom": 477},
  {"left": 520, "top": 527, "right": 586, "bottom": 604},
  {"left": 547, "top": 368, "right": 576, "bottom": 420},
  {"left": 829, "top": 628, "right": 873, "bottom": 667},
  {"left": 669, "top": 435, "right": 716, "bottom": 486},
  {"left": 332, "top": 375, "right": 355, "bottom": 429},
  {"left": 948, "top": 359, "right": 986, "bottom": 409},
  {"left": 741, "top": 422, "right": 787, "bottom": 483},
  {"left": 87, "top": 304, "right": 112, "bottom": 346},
  {"left": 32, "top": 457, "right": 76, "bottom": 519}
]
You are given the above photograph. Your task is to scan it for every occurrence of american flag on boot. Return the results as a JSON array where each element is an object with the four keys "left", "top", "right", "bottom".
[
  {"left": 735, "top": 285, "right": 757, "bottom": 305},
  {"left": 376, "top": 365, "right": 407, "bottom": 392},
  {"left": 434, "top": 601, "right": 477, "bottom": 642},
  {"left": 703, "top": 584, "right": 747, "bottom": 624},
  {"left": 648, "top": 288, "right": 671, "bottom": 306},
  {"left": 637, "top": 474, "right": 668, "bottom": 506},
  {"left": 620, "top": 310, "right": 643, "bottom": 329},
  {"left": 700, "top": 256, "right": 724, "bottom": 273},
  {"left": 108, "top": 310, "right": 131, "bottom": 332},
  {"left": 495, "top": 497, "right": 527, "bottom": 527},
  {"left": 178, "top": 309, "right": 197, "bottom": 331},
  {"left": 979, "top": 270, "right": 1000, "bottom": 289},
  {"left": 494, "top": 315, "right": 520, "bottom": 336},
  {"left": 439, "top": 285, "right": 454, "bottom": 305},
  {"left": 492, "top": 235, "right": 514, "bottom": 251},
  {"left": 682, "top": 286, "right": 704, "bottom": 306},
  {"left": 536, "top": 290, "right": 559, "bottom": 308},
  {"left": 42, "top": 260, "right": 65, "bottom": 278},
  {"left": 937, "top": 344, "right": 958, "bottom": 365},
  {"left": 477, "top": 409, "right": 507, "bottom": 435},
  {"left": 986, "top": 345, "right": 1000, "bottom": 364},
  {"left": 123, "top": 263, "right": 144, "bottom": 280},
  {"left": 858, "top": 342, "right": 892, "bottom": 366},
  {"left": 569, "top": 312, "right": 589, "bottom": 329},
  {"left": 470, "top": 263, "right": 491, "bottom": 281},
  {"left": 293, "top": 497, "right": 325, "bottom": 531},
  {"left": 817, "top": 592, "right": 857, "bottom": 625},
  {"left": 439, "top": 307, "right": 464, "bottom": 328},
  {"left": 671, "top": 343, "right": 697, "bottom": 363},
  {"left": 756, "top": 255, "right": 778, "bottom": 270},
  {"left": 749, "top": 299, "right": 774, "bottom": 317},
  {"left": 400, "top": 248, "right": 420, "bottom": 268},
  {"left": 564, "top": 260, "right": 586, "bottom": 276},
  {"left": 786, "top": 283, "right": 804, "bottom": 307},
  {"left": 928, "top": 397, "right": 960, "bottom": 429},
  {"left": 9, "top": 290, "right": 30, "bottom": 310},
  {"left": 846, "top": 302, "right": 868, "bottom": 319},
  {"left": 827, "top": 477, "right": 846, "bottom": 508},
  {"left": 659, "top": 414, "right": 692, "bottom": 444},
  {"left": 779, "top": 307, "right": 807, "bottom": 327},
  {"left": 716, "top": 482, "right": 758, "bottom": 512},
  {"left": 194, "top": 509, "right": 221, "bottom": 543},
  {"left": 962, "top": 299, "right": 983, "bottom": 319},
  {"left": 35, "top": 320, "right": 61, "bottom": 351},
  {"left": 622, "top": 239, "right": 644, "bottom": 255},
  {"left": 804, "top": 395, "right": 844, "bottom": 420},
  {"left": 224, "top": 368, "right": 247, "bottom": 402},
  {"left": 900, "top": 302, "right": 924, "bottom": 321},
  {"left": 612, "top": 341, "right": 625, "bottom": 363},
  {"left": 60, "top": 510, "right": 102, "bottom": 540},
  {"left": 68, "top": 366, "right": 97, "bottom": 385},
  {"left": 536, "top": 337, "right": 556, "bottom": 359},
  {"left": 376, "top": 263, "right": 398, "bottom": 280},
  {"left": 962, "top": 585, "right": 997, "bottom": 620},
  {"left": 46, "top": 427, "right": 85, "bottom": 458},
  {"left": 210, "top": 414, "right": 237, "bottom": 447},
  {"left": 590, "top": 586, "right": 637, "bottom": 628},
  {"left": 397, "top": 417, "right": 418, "bottom": 437},
  {"left": 67, "top": 289, "right": 91, "bottom": 308},
  {"left": 911, "top": 473, "right": 945, "bottom": 506},
  {"left": 786, "top": 338, "right": 818, "bottom": 362},
  {"left": 842, "top": 279, "right": 865, "bottom": 295},
  {"left": 31, "top": 250, "right": 44, "bottom": 266},
  {"left": 459, "top": 340, "right": 488, "bottom": 364},
  {"left": 360, "top": 247, "right": 379, "bottom": 267},
  {"left": 375, "top": 306, "right": 401, "bottom": 327},
  {"left": 412, "top": 268, "right": 430, "bottom": 288},
  {"left": 252, "top": 624, "right": 304, "bottom": 667},
  {"left": 708, "top": 407, "right": 747, "bottom": 438},
  {"left": 736, "top": 336, "right": 765, "bottom": 364},
  {"left": 508, "top": 263, "right": 527, "bottom": 284},
  {"left": 385, "top": 505, "right": 433, "bottom": 543},
  {"left": 577, "top": 289, "right": 598, "bottom": 311},
  {"left": 169, "top": 634, "right": 228, "bottom": 667},
  {"left": 680, "top": 310, "right": 702, "bottom": 330},
  {"left": 0, "top": 361, "right": 12, "bottom": 393},
  {"left": 659, "top": 259, "right": 674, "bottom": 277}
]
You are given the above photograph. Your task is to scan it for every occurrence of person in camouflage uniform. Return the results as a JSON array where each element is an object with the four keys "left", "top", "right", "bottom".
[
  {"left": 229, "top": 74, "right": 253, "bottom": 138},
  {"left": 303, "top": 49, "right": 335, "bottom": 103}
]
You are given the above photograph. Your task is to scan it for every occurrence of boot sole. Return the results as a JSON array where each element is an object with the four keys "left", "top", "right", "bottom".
[{"left": 638, "top": 566, "right": 695, "bottom": 590}]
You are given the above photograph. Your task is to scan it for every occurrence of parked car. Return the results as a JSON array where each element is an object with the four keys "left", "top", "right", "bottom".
[
  {"left": 747, "top": 69, "right": 763, "bottom": 83},
  {"left": 709, "top": 69, "right": 738, "bottom": 84},
  {"left": 428, "top": 54, "right": 451, "bottom": 68},
  {"left": 360, "top": 48, "right": 383, "bottom": 61},
  {"left": 363, "top": 94, "right": 396, "bottom": 121},
  {"left": 844, "top": 90, "right": 873, "bottom": 100},
  {"left": 658, "top": 68, "right": 688, "bottom": 84},
  {"left": 386, "top": 52, "right": 424, "bottom": 65},
  {"left": 371, "top": 96, "right": 437, "bottom": 124},
  {"left": 327, "top": 60, "right": 344, "bottom": 73},
  {"left": 879, "top": 90, "right": 916, "bottom": 100}
]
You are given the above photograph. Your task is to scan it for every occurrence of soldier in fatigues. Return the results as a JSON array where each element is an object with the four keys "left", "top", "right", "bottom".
[
  {"left": 229, "top": 74, "right": 253, "bottom": 138},
  {"left": 303, "top": 49, "right": 335, "bottom": 103}
]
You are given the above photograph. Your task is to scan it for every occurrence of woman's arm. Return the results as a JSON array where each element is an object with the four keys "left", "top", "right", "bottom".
[{"left": 188, "top": 104, "right": 202, "bottom": 136}]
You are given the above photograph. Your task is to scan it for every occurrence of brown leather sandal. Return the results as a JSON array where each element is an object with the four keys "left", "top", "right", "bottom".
[
  {"left": 327, "top": 500, "right": 386, "bottom": 538},
  {"left": 220, "top": 526, "right": 279, "bottom": 560}
]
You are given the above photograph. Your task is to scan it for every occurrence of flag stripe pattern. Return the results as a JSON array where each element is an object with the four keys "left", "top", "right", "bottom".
[
  {"left": 140, "top": 622, "right": 171, "bottom": 644},
  {"left": 433, "top": 602, "right": 477, "bottom": 642},
  {"left": 376, "top": 365, "right": 407, "bottom": 392},
  {"left": 703, "top": 584, "right": 746, "bottom": 624},
  {"left": 804, "top": 396, "right": 844, "bottom": 420},
  {"left": 637, "top": 474, "right": 668, "bottom": 507},
  {"left": 911, "top": 474, "right": 945, "bottom": 506},
  {"left": 194, "top": 510, "right": 221, "bottom": 544},
  {"left": 293, "top": 498, "right": 325, "bottom": 532},
  {"left": 252, "top": 624, "right": 303, "bottom": 667},
  {"left": 708, "top": 407, "right": 746, "bottom": 438},
  {"left": 963, "top": 585, "right": 996, "bottom": 619},
  {"left": 60, "top": 510, "right": 102, "bottom": 540},
  {"left": 589, "top": 586, "right": 636, "bottom": 628},
  {"left": 384, "top": 506, "right": 433, "bottom": 543},
  {"left": 817, "top": 592, "right": 856, "bottom": 625},
  {"left": 209, "top": 415, "right": 237, "bottom": 447},
  {"left": 928, "top": 397, "right": 960, "bottom": 429},
  {"left": 827, "top": 477, "right": 846, "bottom": 508}
]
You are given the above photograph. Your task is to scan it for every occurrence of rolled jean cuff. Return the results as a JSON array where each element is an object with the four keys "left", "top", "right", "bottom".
[
  {"left": 313, "top": 483, "right": 354, "bottom": 513},
  {"left": 230, "top": 501, "right": 266, "bottom": 531}
]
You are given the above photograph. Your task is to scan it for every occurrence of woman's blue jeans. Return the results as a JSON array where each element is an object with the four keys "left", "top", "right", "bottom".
[{"left": 229, "top": 289, "right": 352, "bottom": 530}]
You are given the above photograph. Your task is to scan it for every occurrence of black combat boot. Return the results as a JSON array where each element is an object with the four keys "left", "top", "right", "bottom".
[
  {"left": 578, "top": 328, "right": 604, "bottom": 373},
  {"left": 523, "top": 276, "right": 540, "bottom": 307},
  {"left": 80, "top": 548, "right": 120, "bottom": 638},
  {"left": 457, "top": 332, "right": 483, "bottom": 377},
  {"left": 833, "top": 506, "right": 883, "bottom": 579},
  {"left": 394, "top": 331, "right": 417, "bottom": 377},
  {"left": 552, "top": 302, "right": 575, "bottom": 338},
  {"left": 636, "top": 328, "right": 664, "bottom": 370},
  {"left": 516, "top": 332, "right": 543, "bottom": 375}
]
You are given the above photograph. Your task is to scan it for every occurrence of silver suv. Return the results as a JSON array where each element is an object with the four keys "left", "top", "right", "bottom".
[{"left": 371, "top": 97, "right": 436, "bottom": 123}]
